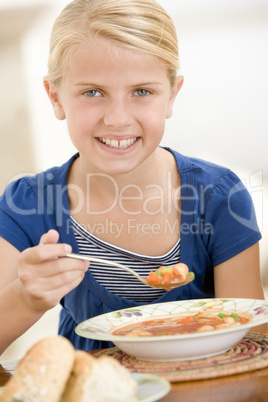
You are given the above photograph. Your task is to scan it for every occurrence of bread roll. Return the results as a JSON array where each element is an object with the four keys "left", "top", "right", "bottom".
[
  {"left": 0, "top": 336, "right": 75, "bottom": 402},
  {"left": 61, "top": 351, "right": 137, "bottom": 402}
]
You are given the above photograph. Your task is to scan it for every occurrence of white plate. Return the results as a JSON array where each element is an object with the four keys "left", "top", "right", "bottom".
[
  {"left": 132, "top": 373, "right": 170, "bottom": 402},
  {"left": 76, "top": 298, "right": 268, "bottom": 361},
  {"left": 0, "top": 374, "right": 170, "bottom": 402}
]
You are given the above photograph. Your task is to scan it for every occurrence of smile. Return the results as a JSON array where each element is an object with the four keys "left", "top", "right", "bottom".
[{"left": 98, "top": 137, "right": 137, "bottom": 149}]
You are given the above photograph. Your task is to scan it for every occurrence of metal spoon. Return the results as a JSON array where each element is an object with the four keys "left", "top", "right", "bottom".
[{"left": 66, "top": 253, "right": 194, "bottom": 290}]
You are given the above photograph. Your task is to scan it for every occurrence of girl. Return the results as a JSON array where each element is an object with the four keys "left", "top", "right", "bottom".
[{"left": 0, "top": 0, "right": 264, "bottom": 354}]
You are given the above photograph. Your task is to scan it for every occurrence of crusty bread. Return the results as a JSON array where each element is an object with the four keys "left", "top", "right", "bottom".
[
  {"left": 60, "top": 351, "right": 94, "bottom": 402},
  {"left": 0, "top": 337, "right": 137, "bottom": 402},
  {"left": 60, "top": 351, "right": 137, "bottom": 402},
  {"left": 0, "top": 336, "right": 75, "bottom": 402}
]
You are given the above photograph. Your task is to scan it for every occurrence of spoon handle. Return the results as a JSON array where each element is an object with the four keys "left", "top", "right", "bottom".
[{"left": 66, "top": 253, "right": 147, "bottom": 284}]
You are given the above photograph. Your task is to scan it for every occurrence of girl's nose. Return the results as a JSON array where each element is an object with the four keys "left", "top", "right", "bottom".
[{"left": 104, "top": 100, "right": 133, "bottom": 128}]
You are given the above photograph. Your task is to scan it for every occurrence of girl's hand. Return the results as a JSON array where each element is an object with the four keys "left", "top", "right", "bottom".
[{"left": 18, "top": 229, "right": 89, "bottom": 312}]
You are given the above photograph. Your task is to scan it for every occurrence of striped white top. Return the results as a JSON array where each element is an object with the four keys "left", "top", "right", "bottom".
[{"left": 71, "top": 217, "right": 181, "bottom": 303}]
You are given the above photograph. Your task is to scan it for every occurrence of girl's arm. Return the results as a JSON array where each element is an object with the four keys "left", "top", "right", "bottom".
[
  {"left": 214, "top": 242, "right": 267, "bottom": 331},
  {"left": 0, "top": 238, "right": 43, "bottom": 355},
  {"left": 0, "top": 230, "right": 88, "bottom": 355},
  {"left": 214, "top": 242, "right": 264, "bottom": 299}
]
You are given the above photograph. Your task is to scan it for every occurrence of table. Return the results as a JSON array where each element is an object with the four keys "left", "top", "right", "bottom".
[{"left": 1, "top": 331, "right": 268, "bottom": 402}]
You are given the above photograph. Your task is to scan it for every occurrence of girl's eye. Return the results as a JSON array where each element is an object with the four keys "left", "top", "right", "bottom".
[
  {"left": 84, "top": 90, "right": 102, "bottom": 97},
  {"left": 134, "top": 89, "right": 150, "bottom": 97}
]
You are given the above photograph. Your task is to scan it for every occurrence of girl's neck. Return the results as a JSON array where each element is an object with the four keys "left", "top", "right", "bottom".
[{"left": 68, "top": 148, "right": 178, "bottom": 197}]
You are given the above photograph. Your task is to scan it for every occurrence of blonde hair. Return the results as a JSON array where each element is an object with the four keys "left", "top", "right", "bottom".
[{"left": 46, "top": 0, "right": 180, "bottom": 87}]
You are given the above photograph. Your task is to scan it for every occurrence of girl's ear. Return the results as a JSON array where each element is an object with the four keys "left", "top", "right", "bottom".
[
  {"left": 43, "top": 79, "right": 66, "bottom": 120},
  {"left": 166, "top": 75, "right": 184, "bottom": 119}
]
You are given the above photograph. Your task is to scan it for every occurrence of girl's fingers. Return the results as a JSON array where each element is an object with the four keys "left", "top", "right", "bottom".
[
  {"left": 17, "top": 230, "right": 89, "bottom": 311},
  {"left": 28, "top": 264, "right": 87, "bottom": 293},
  {"left": 24, "top": 272, "right": 87, "bottom": 311},
  {"left": 18, "top": 252, "right": 89, "bottom": 311},
  {"left": 19, "top": 248, "right": 89, "bottom": 282},
  {"left": 30, "top": 256, "right": 89, "bottom": 279},
  {"left": 20, "top": 243, "right": 72, "bottom": 265},
  {"left": 39, "top": 229, "right": 60, "bottom": 245},
  {"left": 38, "top": 229, "right": 72, "bottom": 260},
  {"left": 21, "top": 229, "right": 72, "bottom": 264}
]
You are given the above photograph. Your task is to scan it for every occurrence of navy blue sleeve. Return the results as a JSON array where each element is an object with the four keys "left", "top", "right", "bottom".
[
  {"left": 0, "top": 178, "right": 46, "bottom": 251},
  {"left": 204, "top": 170, "right": 261, "bottom": 267}
]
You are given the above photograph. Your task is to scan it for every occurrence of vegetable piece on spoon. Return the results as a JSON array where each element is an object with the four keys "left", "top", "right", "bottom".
[{"left": 146, "top": 263, "right": 195, "bottom": 290}]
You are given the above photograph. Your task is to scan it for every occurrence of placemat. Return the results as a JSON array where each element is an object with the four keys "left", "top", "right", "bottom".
[{"left": 92, "top": 333, "right": 268, "bottom": 382}]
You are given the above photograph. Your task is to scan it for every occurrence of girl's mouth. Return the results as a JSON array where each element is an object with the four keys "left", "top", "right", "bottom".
[{"left": 98, "top": 137, "right": 137, "bottom": 149}]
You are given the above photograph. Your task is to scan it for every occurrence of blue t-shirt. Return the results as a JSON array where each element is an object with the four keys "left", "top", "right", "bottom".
[{"left": 0, "top": 149, "right": 261, "bottom": 350}]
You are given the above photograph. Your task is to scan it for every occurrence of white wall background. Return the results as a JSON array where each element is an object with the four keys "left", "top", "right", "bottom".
[{"left": 0, "top": 0, "right": 268, "bottom": 360}]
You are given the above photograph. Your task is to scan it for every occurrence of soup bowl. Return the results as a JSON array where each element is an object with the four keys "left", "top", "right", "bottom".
[{"left": 76, "top": 298, "right": 268, "bottom": 362}]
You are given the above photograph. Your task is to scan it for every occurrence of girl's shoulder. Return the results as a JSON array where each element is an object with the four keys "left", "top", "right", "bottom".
[
  {"left": 0, "top": 154, "right": 78, "bottom": 251},
  {"left": 167, "top": 147, "right": 238, "bottom": 188},
  {"left": 2, "top": 154, "right": 78, "bottom": 196}
]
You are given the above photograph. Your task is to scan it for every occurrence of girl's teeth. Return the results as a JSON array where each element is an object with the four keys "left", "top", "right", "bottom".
[
  {"left": 111, "top": 139, "right": 118, "bottom": 147},
  {"left": 99, "top": 138, "right": 136, "bottom": 149}
]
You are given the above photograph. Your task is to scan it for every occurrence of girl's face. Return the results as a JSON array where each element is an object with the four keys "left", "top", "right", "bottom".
[{"left": 45, "top": 38, "right": 183, "bottom": 176}]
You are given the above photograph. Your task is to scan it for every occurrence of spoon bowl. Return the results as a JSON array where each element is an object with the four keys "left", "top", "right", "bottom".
[{"left": 66, "top": 253, "right": 194, "bottom": 290}]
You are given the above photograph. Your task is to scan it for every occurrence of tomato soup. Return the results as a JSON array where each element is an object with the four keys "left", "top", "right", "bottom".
[{"left": 112, "top": 311, "right": 252, "bottom": 337}]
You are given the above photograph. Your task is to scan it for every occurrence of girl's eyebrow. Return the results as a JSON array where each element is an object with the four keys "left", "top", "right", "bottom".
[
  {"left": 74, "top": 82, "right": 99, "bottom": 87},
  {"left": 132, "top": 81, "right": 164, "bottom": 86},
  {"left": 74, "top": 81, "right": 164, "bottom": 87}
]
